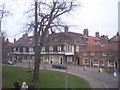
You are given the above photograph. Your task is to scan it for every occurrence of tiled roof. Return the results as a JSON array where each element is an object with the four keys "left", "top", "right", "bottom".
[
  {"left": 12, "top": 32, "right": 88, "bottom": 47},
  {"left": 109, "top": 35, "right": 120, "bottom": 43},
  {"left": 12, "top": 36, "right": 34, "bottom": 47},
  {"left": 84, "top": 36, "right": 101, "bottom": 46},
  {"left": 80, "top": 43, "right": 118, "bottom": 52},
  {"left": 44, "top": 32, "right": 87, "bottom": 46}
]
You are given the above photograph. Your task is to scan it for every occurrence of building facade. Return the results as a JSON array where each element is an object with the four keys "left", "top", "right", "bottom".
[
  {"left": 10, "top": 27, "right": 119, "bottom": 70},
  {"left": 75, "top": 32, "right": 119, "bottom": 70},
  {"left": 10, "top": 26, "right": 87, "bottom": 65}
]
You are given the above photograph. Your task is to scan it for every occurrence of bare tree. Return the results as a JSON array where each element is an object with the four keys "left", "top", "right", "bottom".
[
  {"left": 0, "top": 2, "right": 11, "bottom": 61},
  {"left": 26, "top": 0, "right": 79, "bottom": 82},
  {"left": 0, "top": 2, "right": 11, "bottom": 33}
]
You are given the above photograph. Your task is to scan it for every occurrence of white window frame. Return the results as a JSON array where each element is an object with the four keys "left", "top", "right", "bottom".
[
  {"left": 49, "top": 46, "right": 53, "bottom": 51},
  {"left": 57, "top": 46, "right": 61, "bottom": 51}
]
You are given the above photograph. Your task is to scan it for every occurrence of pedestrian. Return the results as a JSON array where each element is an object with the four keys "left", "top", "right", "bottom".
[
  {"left": 21, "top": 82, "right": 28, "bottom": 90},
  {"left": 113, "top": 72, "right": 117, "bottom": 77},
  {"left": 83, "top": 65, "right": 86, "bottom": 71},
  {"left": 99, "top": 67, "right": 103, "bottom": 74},
  {"left": 13, "top": 81, "right": 21, "bottom": 90}
]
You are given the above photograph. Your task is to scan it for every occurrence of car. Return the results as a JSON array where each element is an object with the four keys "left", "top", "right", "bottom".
[
  {"left": 52, "top": 64, "right": 67, "bottom": 69},
  {"left": 2, "top": 60, "right": 13, "bottom": 65}
]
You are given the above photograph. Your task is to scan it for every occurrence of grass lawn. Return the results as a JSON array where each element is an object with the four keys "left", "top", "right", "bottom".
[{"left": 2, "top": 65, "right": 91, "bottom": 88}]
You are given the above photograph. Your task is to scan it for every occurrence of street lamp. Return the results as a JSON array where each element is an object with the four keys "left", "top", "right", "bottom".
[
  {"left": 34, "top": 0, "right": 38, "bottom": 2},
  {"left": 0, "top": 20, "right": 2, "bottom": 90},
  {"left": 65, "top": 64, "right": 67, "bottom": 90},
  {"left": 0, "top": 18, "right": 2, "bottom": 89}
]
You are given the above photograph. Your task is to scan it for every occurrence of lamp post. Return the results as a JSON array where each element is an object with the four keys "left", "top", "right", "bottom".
[
  {"left": 65, "top": 64, "right": 67, "bottom": 90},
  {"left": 0, "top": 19, "right": 2, "bottom": 90}
]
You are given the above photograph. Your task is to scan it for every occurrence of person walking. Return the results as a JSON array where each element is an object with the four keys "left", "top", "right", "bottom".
[
  {"left": 99, "top": 67, "right": 103, "bottom": 74},
  {"left": 83, "top": 65, "right": 86, "bottom": 71}
]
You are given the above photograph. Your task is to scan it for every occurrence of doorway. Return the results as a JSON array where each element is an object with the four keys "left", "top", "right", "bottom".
[{"left": 60, "top": 57, "right": 63, "bottom": 64}]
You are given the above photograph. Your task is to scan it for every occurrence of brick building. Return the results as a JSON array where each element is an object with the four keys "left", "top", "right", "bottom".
[{"left": 75, "top": 31, "right": 119, "bottom": 70}]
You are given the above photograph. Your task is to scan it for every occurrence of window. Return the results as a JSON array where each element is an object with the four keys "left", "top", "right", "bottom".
[
  {"left": 61, "top": 45, "right": 64, "bottom": 51},
  {"left": 49, "top": 46, "right": 53, "bottom": 51},
  {"left": 91, "top": 52, "right": 95, "bottom": 56},
  {"left": 29, "top": 47, "right": 33, "bottom": 52},
  {"left": 93, "top": 59, "right": 98, "bottom": 64},
  {"left": 99, "top": 60, "right": 104, "bottom": 66},
  {"left": 13, "top": 48, "right": 16, "bottom": 51},
  {"left": 84, "top": 52, "right": 87, "bottom": 56},
  {"left": 16, "top": 47, "right": 18, "bottom": 51},
  {"left": 108, "top": 60, "right": 114, "bottom": 65},
  {"left": 23, "top": 47, "right": 26, "bottom": 52},
  {"left": 11, "top": 47, "right": 14, "bottom": 52},
  {"left": 76, "top": 46, "right": 79, "bottom": 52},
  {"left": 14, "top": 55, "right": 17, "bottom": 60},
  {"left": 66, "top": 45, "right": 72, "bottom": 52},
  {"left": 83, "top": 59, "right": 89, "bottom": 65},
  {"left": 45, "top": 46, "right": 49, "bottom": 51},
  {"left": 20, "top": 47, "right": 23, "bottom": 52},
  {"left": 26, "top": 47, "right": 29, "bottom": 52},
  {"left": 57, "top": 46, "right": 61, "bottom": 51},
  {"left": 24, "top": 55, "right": 27, "bottom": 60},
  {"left": 42, "top": 47, "right": 45, "bottom": 51},
  {"left": 102, "top": 52, "right": 107, "bottom": 56},
  {"left": 53, "top": 46, "right": 57, "bottom": 51}
]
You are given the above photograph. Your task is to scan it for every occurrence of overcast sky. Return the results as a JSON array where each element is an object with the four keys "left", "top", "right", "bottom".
[{"left": 0, "top": 0, "right": 119, "bottom": 42}]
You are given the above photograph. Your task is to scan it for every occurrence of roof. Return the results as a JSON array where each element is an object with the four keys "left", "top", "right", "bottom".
[
  {"left": 12, "top": 36, "right": 34, "bottom": 47},
  {"left": 44, "top": 32, "right": 87, "bottom": 46},
  {"left": 80, "top": 43, "right": 118, "bottom": 52},
  {"left": 12, "top": 32, "right": 88, "bottom": 47},
  {"left": 109, "top": 34, "right": 120, "bottom": 43},
  {"left": 84, "top": 36, "right": 101, "bottom": 46}
]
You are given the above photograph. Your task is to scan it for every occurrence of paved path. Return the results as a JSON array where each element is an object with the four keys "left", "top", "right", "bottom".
[
  {"left": 68, "top": 66, "right": 118, "bottom": 88},
  {"left": 44, "top": 65, "right": 118, "bottom": 88}
]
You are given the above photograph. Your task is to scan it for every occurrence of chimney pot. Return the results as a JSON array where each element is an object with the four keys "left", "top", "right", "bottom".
[
  {"left": 14, "top": 38, "right": 16, "bottom": 43},
  {"left": 64, "top": 25, "right": 68, "bottom": 33},
  {"left": 83, "top": 29, "right": 88, "bottom": 36},
  {"left": 95, "top": 32, "right": 99, "bottom": 37}
]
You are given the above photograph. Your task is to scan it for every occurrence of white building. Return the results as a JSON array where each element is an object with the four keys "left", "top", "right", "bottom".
[{"left": 11, "top": 26, "right": 87, "bottom": 65}]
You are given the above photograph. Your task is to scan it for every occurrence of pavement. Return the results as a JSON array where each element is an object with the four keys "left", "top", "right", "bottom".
[{"left": 43, "top": 64, "right": 119, "bottom": 88}]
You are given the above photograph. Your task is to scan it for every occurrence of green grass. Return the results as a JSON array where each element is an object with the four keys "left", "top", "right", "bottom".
[{"left": 2, "top": 65, "right": 91, "bottom": 88}]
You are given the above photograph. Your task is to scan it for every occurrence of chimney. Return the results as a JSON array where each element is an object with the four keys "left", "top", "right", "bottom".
[
  {"left": 64, "top": 25, "right": 68, "bottom": 33},
  {"left": 6, "top": 38, "right": 9, "bottom": 43},
  {"left": 116, "top": 31, "right": 119, "bottom": 36},
  {"left": 95, "top": 32, "right": 99, "bottom": 37},
  {"left": 23, "top": 33, "right": 28, "bottom": 38},
  {"left": 14, "top": 38, "right": 16, "bottom": 43},
  {"left": 83, "top": 29, "right": 88, "bottom": 36}
]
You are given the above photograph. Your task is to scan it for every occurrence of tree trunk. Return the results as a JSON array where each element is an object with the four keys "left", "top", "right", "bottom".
[
  {"left": 32, "top": 48, "right": 40, "bottom": 81},
  {"left": 32, "top": 1, "right": 40, "bottom": 82},
  {"left": 32, "top": 44, "right": 43, "bottom": 82}
]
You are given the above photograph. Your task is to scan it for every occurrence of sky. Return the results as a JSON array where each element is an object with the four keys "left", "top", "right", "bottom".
[{"left": 0, "top": 0, "right": 119, "bottom": 42}]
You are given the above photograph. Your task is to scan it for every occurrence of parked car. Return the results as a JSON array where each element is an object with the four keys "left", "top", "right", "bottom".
[
  {"left": 52, "top": 64, "right": 67, "bottom": 69},
  {"left": 2, "top": 60, "right": 13, "bottom": 65}
]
